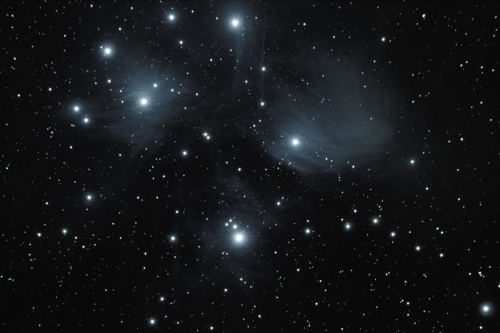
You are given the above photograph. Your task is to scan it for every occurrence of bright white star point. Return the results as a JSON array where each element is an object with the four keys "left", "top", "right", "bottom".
[{"left": 234, "top": 233, "right": 244, "bottom": 243}]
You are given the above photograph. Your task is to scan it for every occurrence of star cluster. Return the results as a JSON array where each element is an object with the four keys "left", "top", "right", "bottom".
[{"left": 3, "top": 2, "right": 499, "bottom": 332}]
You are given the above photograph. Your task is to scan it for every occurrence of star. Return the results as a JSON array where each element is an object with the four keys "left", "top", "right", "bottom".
[
  {"left": 103, "top": 47, "right": 111, "bottom": 55},
  {"left": 169, "top": 14, "right": 175, "bottom": 21},
  {"left": 292, "top": 138, "right": 299, "bottom": 146},
  {"left": 232, "top": 19, "right": 239, "bottom": 27},
  {"left": 74, "top": 106, "right": 79, "bottom": 112},
  {"left": 480, "top": 302, "right": 494, "bottom": 316},
  {"left": 140, "top": 98, "right": 148, "bottom": 106},
  {"left": 234, "top": 233, "right": 244, "bottom": 243}
]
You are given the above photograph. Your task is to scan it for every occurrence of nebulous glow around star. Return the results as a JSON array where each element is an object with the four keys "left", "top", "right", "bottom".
[{"left": 480, "top": 302, "right": 494, "bottom": 316}]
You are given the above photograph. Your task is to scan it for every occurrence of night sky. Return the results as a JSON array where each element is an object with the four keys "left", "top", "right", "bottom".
[{"left": 3, "top": 1, "right": 499, "bottom": 331}]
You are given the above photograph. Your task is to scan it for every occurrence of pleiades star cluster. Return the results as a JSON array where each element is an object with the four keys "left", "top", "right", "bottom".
[{"left": 2, "top": 1, "right": 499, "bottom": 332}]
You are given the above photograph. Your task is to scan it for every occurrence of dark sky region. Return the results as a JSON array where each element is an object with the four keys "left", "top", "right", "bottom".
[{"left": 2, "top": 1, "right": 499, "bottom": 332}]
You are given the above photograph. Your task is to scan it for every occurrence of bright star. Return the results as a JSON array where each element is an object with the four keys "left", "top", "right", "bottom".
[
  {"left": 232, "top": 19, "right": 239, "bottom": 27},
  {"left": 234, "top": 233, "right": 244, "bottom": 243},
  {"left": 292, "top": 139, "right": 299, "bottom": 146},
  {"left": 74, "top": 106, "right": 79, "bottom": 112},
  {"left": 104, "top": 47, "right": 111, "bottom": 55},
  {"left": 480, "top": 302, "right": 494, "bottom": 316},
  {"left": 140, "top": 98, "right": 148, "bottom": 105},
  {"left": 169, "top": 14, "right": 175, "bottom": 21}
]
